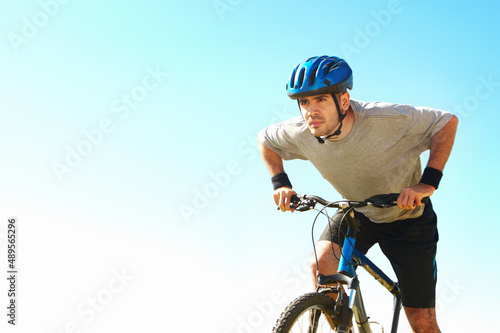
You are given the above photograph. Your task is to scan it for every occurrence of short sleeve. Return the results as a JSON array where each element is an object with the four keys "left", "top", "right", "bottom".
[
  {"left": 403, "top": 104, "right": 454, "bottom": 147},
  {"left": 257, "top": 117, "right": 309, "bottom": 161}
]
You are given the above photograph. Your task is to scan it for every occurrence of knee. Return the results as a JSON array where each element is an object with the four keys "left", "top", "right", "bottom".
[
  {"left": 309, "top": 255, "right": 318, "bottom": 274},
  {"left": 310, "top": 250, "right": 338, "bottom": 275}
]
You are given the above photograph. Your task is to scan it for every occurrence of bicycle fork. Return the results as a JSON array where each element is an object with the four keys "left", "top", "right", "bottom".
[
  {"left": 350, "top": 287, "right": 372, "bottom": 333},
  {"left": 325, "top": 271, "right": 395, "bottom": 333},
  {"left": 330, "top": 275, "right": 372, "bottom": 333}
]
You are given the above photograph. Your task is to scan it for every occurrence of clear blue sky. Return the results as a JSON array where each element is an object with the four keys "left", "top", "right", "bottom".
[{"left": 1, "top": 1, "right": 499, "bottom": 332}]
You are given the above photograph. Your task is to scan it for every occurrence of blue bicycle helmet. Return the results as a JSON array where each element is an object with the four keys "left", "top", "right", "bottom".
[
  {"left": 286, "top": 56, "right": 353, "bottom": 143},
  {"left": 286, "top": 56, "right": 353, "bottom": 99}
]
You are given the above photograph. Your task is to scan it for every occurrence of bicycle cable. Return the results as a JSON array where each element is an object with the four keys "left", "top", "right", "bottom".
[
  {"left": 310, "top": 201, "right": 363, "bottom": 279},
  {"left": 310, "top": 202, "right": 335, "bottom": 275},
  {"left": 337, "top": 204, "right": 362, "bottom": 267}
]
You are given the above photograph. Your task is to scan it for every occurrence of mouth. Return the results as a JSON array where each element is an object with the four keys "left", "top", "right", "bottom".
[{"left": 309, "top": 121, "right": 322, "bottom": 128}]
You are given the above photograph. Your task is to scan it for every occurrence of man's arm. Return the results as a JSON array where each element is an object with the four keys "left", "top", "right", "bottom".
[
  {"left": 258, "top": 141, "right": 297, "bottom": 212},
  {"left": 427, "top": 115, "right": 459, "bottom": 171},
  {"left": 398, "top": 115, "right": 459, "bottom": 209}
]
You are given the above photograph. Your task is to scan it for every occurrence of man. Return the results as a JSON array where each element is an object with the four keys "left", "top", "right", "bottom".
[{"left": 257, "top": 56, "right": 458, "bottom": 333}]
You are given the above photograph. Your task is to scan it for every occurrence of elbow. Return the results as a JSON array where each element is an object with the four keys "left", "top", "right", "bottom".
[
  {"left": 447, "top": 115, "right": 459, "bottom": 133},
  {"left": 450, "top": 115, "right": 459, "bottom": 127}
]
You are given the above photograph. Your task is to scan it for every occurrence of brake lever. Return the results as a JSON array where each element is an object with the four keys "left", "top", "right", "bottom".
[
  {"left": 284, "top": 195, "right": 316, "bottom": 212},
  {"left": 295, "top": 204, "right": 314, "bottom": 212},
  {"left": 294, "top": 197, "right": 316, "bottom": 211}
]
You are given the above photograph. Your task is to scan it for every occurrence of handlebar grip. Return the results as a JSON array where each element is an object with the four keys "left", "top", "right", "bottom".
[{"left": 368, "top": 193, "right": 430, "bottom": 207}]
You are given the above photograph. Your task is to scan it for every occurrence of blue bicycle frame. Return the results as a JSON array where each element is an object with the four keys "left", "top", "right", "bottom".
[{"left": 317, "top": 209, "right": 402, "bottom": 333}]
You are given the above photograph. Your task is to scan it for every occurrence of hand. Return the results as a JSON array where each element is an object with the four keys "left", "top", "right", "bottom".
[
  {"left": 273, "top": 187, "right": 297, "bottom": 212},
  {"left": 397, "top": 183, "right": 435, "bottom": 209}
]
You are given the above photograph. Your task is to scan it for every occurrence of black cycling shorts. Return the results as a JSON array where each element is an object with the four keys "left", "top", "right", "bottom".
[{"left": 319, "top": 200, "right": 438, "bottom": 308}]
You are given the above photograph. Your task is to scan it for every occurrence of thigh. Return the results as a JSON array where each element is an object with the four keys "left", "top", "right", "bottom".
[
  {"left": 319, "top": 209, "right": 378, "bottom": 254},
  {"left": 313, "top": 240, "right": 342, "bottom": 276},
  {"left": 378, "top": 203, "right": 439, "bottom": 308}
]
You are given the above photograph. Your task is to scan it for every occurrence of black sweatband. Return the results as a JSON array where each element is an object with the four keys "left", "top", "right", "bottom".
[
  {"left": 419, "top": 167, "right": 443, "bottom": 189},
  {"left": 271, "top": 172, "right": 292, "bottom": 190}
]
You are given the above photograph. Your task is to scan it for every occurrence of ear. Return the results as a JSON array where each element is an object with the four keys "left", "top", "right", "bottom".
[{"left": 340, "top": 91, "right": 350, "bottom": 111}]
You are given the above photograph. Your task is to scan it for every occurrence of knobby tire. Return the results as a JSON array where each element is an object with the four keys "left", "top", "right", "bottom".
[{"left": 273, "top": 292, "right": 344, "bottom": 333}]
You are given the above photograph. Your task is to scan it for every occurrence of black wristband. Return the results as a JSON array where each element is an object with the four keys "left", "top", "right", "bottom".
[
  {"left": 419, "top": 167, "right": 443, "bottom": 189},
  {"left": 271, "top": 172, "right": 292, "bottom": 191}
]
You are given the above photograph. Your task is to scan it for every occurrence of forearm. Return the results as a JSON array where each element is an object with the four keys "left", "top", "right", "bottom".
[
  {"left": 258, "top": 141, "right": 285, "bottom": 176},
  {"left": 426, "top": 115, "right": 459, "bottom": 171},
  {"left": 399, "top": 115, "right": 458, "bottom": 209},
  {"left": 258, "top": 141, "right": 297, "bottom": 211}
]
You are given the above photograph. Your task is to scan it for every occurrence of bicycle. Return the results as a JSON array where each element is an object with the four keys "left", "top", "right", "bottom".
[{"left": 272, "top": 193, "right": 427, "bottom": 333}]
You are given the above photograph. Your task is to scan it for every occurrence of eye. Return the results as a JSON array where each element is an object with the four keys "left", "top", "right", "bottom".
[{"left": 299, "top": 99, "right": 309, "bottom": 106}]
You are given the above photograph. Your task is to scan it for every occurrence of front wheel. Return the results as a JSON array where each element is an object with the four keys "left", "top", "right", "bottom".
[{"left": 273, "top": 292, "right": 350, "bottom": 333}]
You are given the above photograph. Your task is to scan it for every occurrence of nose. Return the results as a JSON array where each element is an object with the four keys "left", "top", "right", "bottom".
[{"left": 306, "top": 101, "right": 320, "bottom": 117}]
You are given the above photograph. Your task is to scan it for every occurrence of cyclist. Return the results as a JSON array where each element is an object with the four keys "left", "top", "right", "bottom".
[{"left": 257, "top": 56, "right": 458, "bottom": 333}]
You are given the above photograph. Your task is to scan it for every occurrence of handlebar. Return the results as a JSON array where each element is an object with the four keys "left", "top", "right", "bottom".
[{"left": 290, "top": 193, "right": 429, "bottom": 212}]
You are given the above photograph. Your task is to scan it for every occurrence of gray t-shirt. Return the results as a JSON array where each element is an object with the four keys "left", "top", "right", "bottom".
[{"left": 258, "top": 99, "right": 454, "bottom": 223}]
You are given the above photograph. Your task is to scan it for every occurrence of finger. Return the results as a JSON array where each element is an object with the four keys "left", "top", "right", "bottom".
[
  {"left": 286, "top": 195, "right": 294, "bottom": 211},
  {"left": 404, "top": 195, "right": 415, "bottom": 209},
  {"left": 397, "top": 192, "right": 406, "bottom": 209},
  {"left": 286, "top": 193, "right": 294, "bottom": 211},
  {"left": 279, "top": 192, "right": 287, "bottom": 212},
  {"left": 282, "top": 195, "right": 288, "bottom": 212},
  {"left": 398, "top": 192, "right": 414, "bottom": 210},
  {"left": 407, "top": 197, "right": 417, "bottom": 209},
  {"left": 274, "top": 191, "right": 286, "bottom": 211},
  {"left": 273, "top": 192, "right": 280, "bottom": 206}
]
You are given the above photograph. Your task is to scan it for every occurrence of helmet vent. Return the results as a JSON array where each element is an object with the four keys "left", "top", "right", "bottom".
[
  {"left": 325, "top": 62, "right": 336, "bottom": 73},
  {"left": 289, "top": 68, "right": 297, "bottom": 90},
  {"left": 297, "top": 68, "right": 306, "bottom": 88},
  {"left": 309, "top": 66, "right": 318, "bottom": 87}
]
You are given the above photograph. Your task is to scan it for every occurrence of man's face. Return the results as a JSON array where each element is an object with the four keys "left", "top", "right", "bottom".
[{"left": 298, "top": 94, "right": 341, "bottom": 137}]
